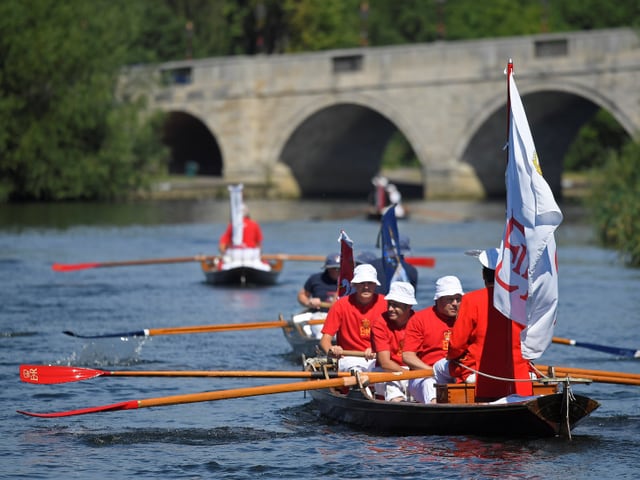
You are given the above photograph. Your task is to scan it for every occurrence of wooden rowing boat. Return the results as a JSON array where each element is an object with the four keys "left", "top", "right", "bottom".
[
  {"left": 305, "top": 358, "right": 600, "bottom": 438},
  {"left": 310, "top": 387, "right": 598, "bottom": 438},
  {"left": 200, "top": 257, "right": 283, "bottom": 286}
]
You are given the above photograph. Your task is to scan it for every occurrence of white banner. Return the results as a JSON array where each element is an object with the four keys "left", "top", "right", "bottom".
[{"left": 493, "top": 64, "right": 563, "bottom": 360}]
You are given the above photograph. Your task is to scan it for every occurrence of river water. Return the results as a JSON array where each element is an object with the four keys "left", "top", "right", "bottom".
[{"left": 1, "top": 199, "right": 639, "bottom": 479}]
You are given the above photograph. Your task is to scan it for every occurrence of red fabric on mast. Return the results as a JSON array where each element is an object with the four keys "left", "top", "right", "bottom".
[{"left": 337, "top": 230, "right": 354, "bottom": 298}]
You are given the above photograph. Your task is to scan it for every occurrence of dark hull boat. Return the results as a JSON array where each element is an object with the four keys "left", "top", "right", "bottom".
[
  {"left": 200, "top": 258, "right": 283, "bottom": 286},
  {"left": 310, "top": 386, "right": 599, "bottom": 438}
]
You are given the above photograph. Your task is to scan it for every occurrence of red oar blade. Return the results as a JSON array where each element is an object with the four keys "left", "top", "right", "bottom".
[
  {"left": 20, "top": 365, "right": 108, "bottom": 384},
  {"left": 17, "top": 400, "right": 139, "bottom": 418},
  {"left": 52, "top": 262, "right": 101, "bottom": 272},
  {"left": 405, "top": 256, "right": 436, "bottom": 268}
]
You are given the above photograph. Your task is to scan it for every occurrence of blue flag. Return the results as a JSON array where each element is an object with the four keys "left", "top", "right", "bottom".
[{"left": 379, "top": 206, "right": 408, "bottom": 293}]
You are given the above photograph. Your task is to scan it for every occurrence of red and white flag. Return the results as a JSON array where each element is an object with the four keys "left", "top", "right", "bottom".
[
  {"left": 494, "top": 62, "right": 563, "bottom": 360},
  {"left": 337, "top": 230, "right": 355, "bottom": 298}
]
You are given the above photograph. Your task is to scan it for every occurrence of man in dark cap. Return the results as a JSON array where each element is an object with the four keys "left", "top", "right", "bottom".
[{"left": 297, "top": 253, "right": 340, "bottom": 312}]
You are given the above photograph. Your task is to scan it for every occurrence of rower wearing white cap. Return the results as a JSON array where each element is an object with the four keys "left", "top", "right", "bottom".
[
  {"left": 370, "top": 282, "right": 418, "bottom": 402},
  {"left": 320, "top": 264, "right": 388, "bottom": 372},
  {"left": 402, "top": 275, "right": 465, "bottom": 403}
]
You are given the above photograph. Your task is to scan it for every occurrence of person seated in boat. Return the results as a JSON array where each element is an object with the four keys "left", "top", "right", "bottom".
[
  {"left": 370, "top": 235, "right": 418, "bottom": 295},
  {"left": 218, "top": 203, "right": 263, "bottom": 254},
  {"left": 297, "top": 253, "right": 340, "bottom": 313},
  {"left": 446, "top": 248, "right": 534, "bottom": 402},
  {"left": 370, "top": 281, "right": 418, "bottom": 402},
  {"left": 218, "top": 204, "right": 268, "bottom": 270},
  {"left": 319, "top": 264, "right": 388, "bottom": 372},
  {"left": 402, "top": 275, "right": 465, "bottom": 403},
  {"left": 368, "top": 175, "right": 390, "bottom": 214},
  {"left": 385, "top": 183, "right": 405, "bottom": 218}
]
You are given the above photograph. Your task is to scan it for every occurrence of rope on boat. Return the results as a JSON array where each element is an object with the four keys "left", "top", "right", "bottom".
[{"left": 451, "top": 361, "right": 538, "bottom": 383}]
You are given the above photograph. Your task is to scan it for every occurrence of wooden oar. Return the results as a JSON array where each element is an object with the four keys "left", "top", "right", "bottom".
[
  {"left": 63, "top": 319, "right": 327, "bottom": 339},
  {"left": 17, "top": 369, "right": 433, "bottom": 418},
  {"left": 551, "top": 336, "right": 640, "bottom": 359},
  {"left": 262, "top": 253, "right": 436, "bottom": 268},
  {"left": 52, "top": 255, "right": 209, "bottom": 272},
  {"left": 19, "top": 365, "right": 352, "bottom": 384},
  {"left": 537, "top": 365, "right": 640, "bottom": 386},
  {"left": 53, "top": 253, "right": 436, "bottom": 272}
]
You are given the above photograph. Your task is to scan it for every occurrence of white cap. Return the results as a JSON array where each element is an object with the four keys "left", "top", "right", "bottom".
[
  {"left": 385, "top": 281, "right": 417, "bottom": 305},
  {"left": 351, "top": 264, "right": 381, "bottom": 286},
  {"left": 434, "top": 275, "right": 464, "bottom": 300},
  {"left": 478, "top": 248, "right": 500, "bottom": 270}
]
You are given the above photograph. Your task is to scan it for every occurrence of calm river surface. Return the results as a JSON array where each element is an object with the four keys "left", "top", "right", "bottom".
[{"left": 1, "top": 199, "right": 639, "bottom": 479}]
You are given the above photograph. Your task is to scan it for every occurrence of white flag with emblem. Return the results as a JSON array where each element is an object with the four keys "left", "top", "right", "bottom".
[{"left": 494, "top": 62, "right": 563, "bottom": 360}]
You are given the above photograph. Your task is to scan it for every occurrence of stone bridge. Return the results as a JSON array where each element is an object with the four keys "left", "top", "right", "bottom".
[{"left": 122, "top": 28, "right": 640, "bottom": 199}]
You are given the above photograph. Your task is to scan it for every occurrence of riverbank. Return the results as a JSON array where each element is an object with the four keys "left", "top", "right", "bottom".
[{"left": 137, "top": 169, "right": 590, "bottom": 203}]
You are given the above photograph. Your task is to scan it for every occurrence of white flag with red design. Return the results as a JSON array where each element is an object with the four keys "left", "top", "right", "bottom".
[{"left": 494, "top": 63, "right": 563, "bottom": 360}]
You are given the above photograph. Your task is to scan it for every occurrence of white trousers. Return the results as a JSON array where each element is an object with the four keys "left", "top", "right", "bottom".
[
  {"left": 338, "top": 356, "right": 375, "bottom": 373},
  {"left": 407, "top": 376, "right": 437, "bottom": 403},
  {"left": 372, "top": 366, "right": 408, "bottom": 401},
  {"left": 433, "top": 358, "right": 476, "bottom": 384}
]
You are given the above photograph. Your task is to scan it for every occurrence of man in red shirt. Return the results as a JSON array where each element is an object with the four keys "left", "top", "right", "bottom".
[
  {"left": 320, "top": 264, "right": 387, "bottom": 372},
  {"left": 402, "top": 275, "right": 464, "bottom": 403},
  {"left": 447, "top": 248, "right": 534, "bottom": 402},
  {"left": 218, "top": 204, "right": 263, "bottom": 253},
  {"left": 370, "top": 281, "right": 417, "bottom": 401}
]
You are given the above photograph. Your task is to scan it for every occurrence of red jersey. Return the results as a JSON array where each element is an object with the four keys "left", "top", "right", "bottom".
[
  {"left": 371, "top": 311, "right": 413, "bottom": 367},
  {"left": 403, "top": 306, "right": 455, "bottom": 367},
  {"left": 219, "top": 218, "right": 263, "bottom": 248},
  {"left": 448, "top": 287, "right": 533, "bottom": 400},
  {"left": 322, "top": 293, "right": 387, "bottom": 352}
]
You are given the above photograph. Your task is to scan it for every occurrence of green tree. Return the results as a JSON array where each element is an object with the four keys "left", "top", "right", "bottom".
[
  {"left": 0, "top": 0, "right": 168, "bottom": 201},
  {"left": 282, "top": 0, "right": 362, "bottom": 52},
  {"left": 588, "top": 140, "right": 640, "bottom": 266},
  {"left": 564, "top": 110, "right": 630, "bottom": 171}
]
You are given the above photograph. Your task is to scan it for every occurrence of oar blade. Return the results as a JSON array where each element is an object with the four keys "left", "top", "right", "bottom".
[
  {"left": 52, "top": 262, "right": 101, "bottom": 272},
  {"left": 17, "top": 400, "right": 139, "bottom": 418},
  {"left": 405, "top": 257, "right": 436, "bottom": 268},
  {"left": 552, "top": 336, "right": 640, "bottom": 358},
  {"left": 20, "top": 365, "right": 106, "bottom": 384},
  {"left": 63, "top": 329, "right": 148, "bottom": 339},
  {"left": 576, "top": 341, "right": 640, "bottom": 359}
]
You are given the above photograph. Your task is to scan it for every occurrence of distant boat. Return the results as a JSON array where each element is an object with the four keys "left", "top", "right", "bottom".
[
  {"left": 366, "top": 204, "right": 408, "bottom": 221},
  {"left": 200, "top": 255, "right": 283, "bottom": 287}
]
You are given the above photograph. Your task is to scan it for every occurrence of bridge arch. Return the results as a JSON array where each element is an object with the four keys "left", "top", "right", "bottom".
[
  {"left": 162, "top": 110, "right": 223, "bottom": 176},
  {"left": 459, "top": 80, "right": 632, "bottom": 198},
  {"left": 270, "top": 93, "right": 426, "bottom": 198}
]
